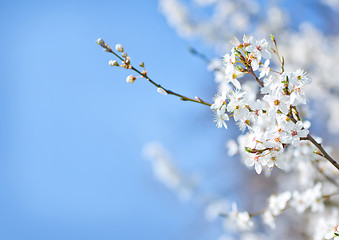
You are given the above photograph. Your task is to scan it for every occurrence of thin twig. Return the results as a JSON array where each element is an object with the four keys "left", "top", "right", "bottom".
[
  {"left": 307, "top": 134, "right": 339, "bottom": 171},
  {"left": 284, "top": 109, "right": 339, "bottom": 171},
  {"left": 188, "top": 46, "right": 211, "bottom": 64},
  {"left": 247, "top": 66, "right": 263, "bottom": 88},
  {"left": 271, "top": 34, "right": 284, "bottom": 74},
  {"left": 98, "top": 40, "right": 212, "bottom": 107},
  {"left": 187, "top": 46, "right": 224, "bottom": 74}
]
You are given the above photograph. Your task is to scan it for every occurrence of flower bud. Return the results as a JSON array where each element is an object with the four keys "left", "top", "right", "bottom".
[
  {"left": 115, "top": 44, "right": 124, "bottom": 52},
  {"left": 245, "top": 147, "right": 256, "bottom": 153},
  {"left": 157, "top": 88, "right": 168, "bottom": 95},
  {"left": 97, "top": 38, "right": 105, "bottom": 47},
  {"left": 109, "top": 60, "right": 118, "bottom": 66},
  {"left": 126, "top": 75, "right": 136, "bottom": 83},
  {"left": 122, "top": 52, "right": 128, "bottom": 58},
  {"left": 139, "top": 62, "right": 145, "bottom": 68},
  {"left": 270, "top": 34, "right": 276, "bottom": 45}
]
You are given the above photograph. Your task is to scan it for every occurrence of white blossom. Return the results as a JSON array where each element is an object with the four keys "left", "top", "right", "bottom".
[
  {"left": 245, "top": 154, "right": 266, "bottom": 174},
  {"left": 290, "top": 183, "right": 324, "bottom": 214},
  {"left": 205, "top": 199, "right": 229, "bottom": 221},
  {"left": 263, "top": 93, "right": 290, "bottom": 116},
  {"left": 215, "top": 105, "right": 229, "bottom": 129},
  {"left": 325, "top": 224, "right": 339, "bottom": 239},
  {"left": 267, "top": 191, "right": 291, "bottom": 216},
  {"left": 246, "top": 38, "right": 272, "bottom": 60},
  {"left": 291, "top": 69, "right": 312, "bottom": 85},
  {"left": 284, "top": 121, "right": 309, "bottom": 146},
  {"left": 259, "top": 59, "right": 271, "bottom": 79},
  {"left": 227, "top": 140, "right": 238, "bottom": 156},
  {"left": 225, "top": 202, "right": 254, "bottom": 231},
  {"left": 262, "top": 211, "right": 276, "bottom": 229},
  {"left": 224, "top": 64, "right": 242, "bottom": 89},
  {"left": 211, "top": 90, "right": 227, "bottom": 110},
  {"left": 226, "top": 90, "right": 249, "bottom": 121}
]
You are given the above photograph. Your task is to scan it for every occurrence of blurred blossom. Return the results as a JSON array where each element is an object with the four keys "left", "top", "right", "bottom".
[
  {"left": 205, "top": 199, "right": 229, "bottom": 221},
  {"left": 143, "top": 142, "right": 195, "bottom": 201}
]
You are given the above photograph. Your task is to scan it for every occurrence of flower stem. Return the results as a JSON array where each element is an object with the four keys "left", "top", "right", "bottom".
[{"left": 247, "top": 66, "right": 263, "bottom": 87}]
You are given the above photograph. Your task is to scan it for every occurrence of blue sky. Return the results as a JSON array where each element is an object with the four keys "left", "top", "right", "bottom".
[{"left": 0, "top": 1, "right": 237, "bottom": 239}]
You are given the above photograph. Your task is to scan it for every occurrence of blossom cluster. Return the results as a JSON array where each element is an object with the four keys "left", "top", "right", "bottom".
[
  {"left": 156, "top": 1, "right": 339, "bottom": 238},
  {"left": 98, "top": 33, "right": 338, "bottom": 240},
  {"left": 215, "top": 183, "right": 338, "bottom": 239},
  {"left": 205, "top": 35, "right": 338, "bottom": 239},
  {"left": 211, "top": 35, "right": 312, "bottom": 175},
  {"left": 160, "top": 0, "right": 339, "bottom": 135}
]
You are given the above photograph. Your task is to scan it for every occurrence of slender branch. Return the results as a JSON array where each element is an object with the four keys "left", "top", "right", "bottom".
[
  {"left": 248, "top": 208, "right": 265, "bottom": 217},
  {"left": 188, "top": 46, "right": 211, "bottom": 64},
  {"left": 270, "top": 35, "right": 284, "bottom": 74},
  {"left": 286, "top": 112, "right": 339, "bottom": 171},
  {"left": 218, "top": 208, "right": 265, "bottom": 218},
  {"left": 188, "top": 46, "right": 225, "bottom": 75},
  {"left": 99, "top": 38, "right": 339, "bottom": 171},
  {"left": 307, "top": 134, "right": 339, "bottom": 171},
  {"left": 98, "top": 40, "right": 212, "bottom": 107},
  {"left": 284, "top": 111, "right": 339, "bottom": 172},
  {"left": 247, "top": 66, "right": 263, "bottom": 88},
  {"left": 130, "top": 64, "right": 212, "bottom": 106},
  {"left": 321, "top": 191, "right": 339, "bottom": 200}
]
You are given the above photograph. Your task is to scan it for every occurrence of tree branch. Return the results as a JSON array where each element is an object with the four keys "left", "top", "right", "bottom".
[{"left": 98, "top": 39, "right": 212, "bottom": 107}]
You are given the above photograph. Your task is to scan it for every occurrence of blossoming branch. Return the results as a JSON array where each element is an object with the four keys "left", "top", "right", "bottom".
[{"left": 96, "top": 36, "right": 339, "bottom": 173}]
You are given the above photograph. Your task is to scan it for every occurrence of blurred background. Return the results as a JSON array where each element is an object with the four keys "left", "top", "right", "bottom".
[
  {"left": 0, "top": 1, "right": 233, "bottom": 239},
  {"left": 1, "top": 0, "right": 339, "bottom": 240}
]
